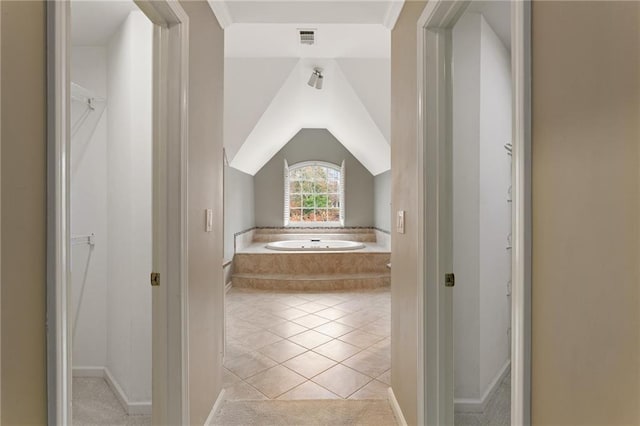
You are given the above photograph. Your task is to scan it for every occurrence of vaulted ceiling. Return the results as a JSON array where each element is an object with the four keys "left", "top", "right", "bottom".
[{"left": 213, "top": 2, "right": 399, "bottom": 176}]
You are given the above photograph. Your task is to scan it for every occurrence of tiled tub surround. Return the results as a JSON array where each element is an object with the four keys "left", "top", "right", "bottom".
[
  {"left": 224, "top": 288, "right": 391, "bottom": 401},
  {"left": 232, "top": 228, "right": 391, "bottom": 291},
  {"left": 251, "top": 227, "right": 380, "bottom": 244}
]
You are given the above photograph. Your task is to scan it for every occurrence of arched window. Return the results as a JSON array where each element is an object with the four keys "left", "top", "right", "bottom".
[{"left": 284, "top": 160, "right": 345, "bottom": 226}]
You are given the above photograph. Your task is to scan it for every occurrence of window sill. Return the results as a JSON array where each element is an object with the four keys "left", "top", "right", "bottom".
[{"left": 285, "top": 222, "right": 345, "bottom": 228}]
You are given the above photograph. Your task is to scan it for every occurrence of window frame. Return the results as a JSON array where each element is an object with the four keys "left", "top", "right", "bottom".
[{"left": 284, "top": 160, "right": 345, "bottom": 227}]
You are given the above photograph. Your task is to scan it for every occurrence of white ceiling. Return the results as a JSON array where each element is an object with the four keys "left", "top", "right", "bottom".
[
  {"left": 465, "top": 0, "right": 511, "bottom": 50},
  {"left": 71, "top": 0, "right": 139, "bottom": 45},
  {"left": 209, "top": 0, "right": 404, "bottom": 29},
  {"left": 226, "top": 57, "right": 390, "bottom": 175},
  {"left": 224, "top": 21, "right": 391, "bottom": 176},
  {"left": 225, "top": 24, "right": 390, "bottom": 58}
]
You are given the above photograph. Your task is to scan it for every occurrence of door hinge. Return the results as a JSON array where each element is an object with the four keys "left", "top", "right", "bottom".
[
  {"left": 445, "top": 273, "right": 455, "bottom": 287},
  {"left": 151, "top": 272, "right": 160, "bottom": 287}
]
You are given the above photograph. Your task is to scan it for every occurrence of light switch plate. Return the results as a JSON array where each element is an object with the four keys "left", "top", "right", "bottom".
[
  {"left": 397, "top": 210, "right": 405, "bottom": 234},
  {"left": 205, "top": 209, "right": 213, "bottom": 232}
]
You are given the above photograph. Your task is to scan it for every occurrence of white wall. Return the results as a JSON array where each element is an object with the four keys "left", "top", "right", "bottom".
[
  {"left": 70, "top": 46, "right": 108, "bottom": 368},
  {"left": 452, "top": 12, "right": 511, "bottom": 402},
  {"left": 70, "top": 10, "right": 152, "bottom": 409},
  {"left": 106, "top": 11, "right": 153, "bottom": 404},
  {"left": 373, "top": 170, "right": 391, "bottom": 232},
  {"left": 478, "top": 14, "right": 512, "bottom": 393},
  {"left": 224, "top": 164, "right": 255, "bottom": 261}
]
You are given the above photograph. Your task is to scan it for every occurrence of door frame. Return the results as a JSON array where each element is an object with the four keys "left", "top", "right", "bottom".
[
  {"left": 46, "top": 1, "right": 190, "bottom": 424},
  {"left": 416, "top": 1, "right": 532, "bottom": 425}
]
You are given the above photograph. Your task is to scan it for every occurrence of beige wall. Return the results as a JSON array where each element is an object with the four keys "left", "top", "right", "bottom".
[
  {"left": 180, "top": 1, "right": 225, "bottom": 424},
  {"left": 531, "top": 1, "right": 640, "bottom": 424},
  {"left": 1, "top": 1, "right": 48, "bottom": 424},
  {"left": 390, "top": 2, "right": 426, "bottom": 425}
]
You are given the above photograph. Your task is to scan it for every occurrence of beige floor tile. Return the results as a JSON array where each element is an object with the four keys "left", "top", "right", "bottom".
[
  {"left": 222, "top": 368, "right": 242, "bottom": 387},
  {"left": 279, "top": 296, "right": 310, "bottom": 307},
  {"left": 311, "top": 296, "right": 344, "bottom": 307},
  {"left": 376, "top": 369, "right": 391, "bottom": 386},
  {"left": 336, "top": 311, "right": 382, "bottom": 328},
  {"left": 277, "top": 381, "right": 341, "bottom": 400},
  {"left": 288, "top": 330, "right": 334, "bottom": 349},
  {"left": 357, "top": 320, "right": 391, "bottom": 337},
  {"left": 313, "top": 321, "right": 354, "bottom": 338},
  {"left": 245, "top": 365, "right": 307, "bottom": 399},
  {"left": 225, "top": 339, "right": 251, "bottom": 359},
  {"left": 268, "top": 321, "right": 308, "bottom": 338},
  {"left": 243, "top": 312, "right": 287, "bottom": 328},
  {"left": 274, "top": 307, "right": 308, "bottom": 320},
  {"left": 224, "top": 351, "right": 277, "bottom": 379},
  {"left": 338, "top": 329, "right": 384, "bottom": 349},
  {"left": 224, "top": 381, "right": 268, "bottom": 401},
  {"left": 226, "top": 320, "right": 263, "bottom": 340},
  {"left": 292, "top": 314, "right": 330, "bottom": 329},
  {"left": 315, "top": 307, "right": 349, "bottom": 320},
  {"left": 258, "top": 339, "right": 307, "bottom": 363},
  {"left": 311, "top": 364, "right": 372, "bottom": 398},
  {"left": 312, "top": 339, "right": 362, "bottom": 362},
  {"left": 342, "top": 349, "right": 390, "bottom": 378},
  {"left": 282, "top": 351, "right": 337, "bottom": 379},
  {"left": 366, "top": 344, "right": 390, "bottom": 361},
  {"left": 296, "top": 301, "right": 329, "bottom": 313},
  {"left": 241, "top": 331, "right": 283, "bottom": 351},
  {"left": 333, "top": 300, "right": 366, "bottom": 313},
  {"left": 348, "top": 380, "right": 389, "bottom": 400},
  {"left": 369, "top": 337, "right": 390, "bottom": 351},
  {"left": 256, "top": 302, "right": 291, "bottom": 315}
]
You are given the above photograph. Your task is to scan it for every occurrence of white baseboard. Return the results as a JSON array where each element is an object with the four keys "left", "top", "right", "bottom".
[
  {"left": 387, "top": 387, "right": 408, "bottom": 426},
  {"left": 73, "top": 366, "right": 105, "bottom": 377},
  {"left": 103, "top": 367, "right": 152, "bottom": 416},
  {"left": 204, "top": 388, "right": 226, "bottom": 425},
  {"left": 455, "top": 360, "right": 511, "bottom": 413},
  {"left": 73, "top": 366, "right": 151, "bottom": 416},
  {"left": 225, "top": 281, "right": 233, "bottom": 293}
]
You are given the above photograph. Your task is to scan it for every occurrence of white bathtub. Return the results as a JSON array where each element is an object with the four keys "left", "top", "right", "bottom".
[{"left": 265, "top": 239, "right": 365, "bottom": 251}]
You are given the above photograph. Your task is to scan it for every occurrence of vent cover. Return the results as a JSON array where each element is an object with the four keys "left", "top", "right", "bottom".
[{"left": 299, "top": 29, "right": 315, "bottom": 45}]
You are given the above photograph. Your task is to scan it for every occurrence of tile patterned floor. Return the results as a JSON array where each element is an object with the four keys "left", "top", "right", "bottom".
[{"left": 224, "top": 288, "right": 391, "bottom": 401}]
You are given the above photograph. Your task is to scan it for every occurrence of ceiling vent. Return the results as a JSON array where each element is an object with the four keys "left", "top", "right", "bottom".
[{"left": 298, "top": 29, "right": 316, "bottom": 46}]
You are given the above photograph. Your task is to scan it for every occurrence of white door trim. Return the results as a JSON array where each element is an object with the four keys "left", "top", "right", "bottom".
[
  {"left": 1, "top": 4, "right": 4, "bottom": 420},
  {"left": 510, "top": 2, "right": 532, "bottom": 423},
  {"left": 46, "top": 3, "right": 72, "bottom": 423},
  {"left": 416, "top": 1, "right": 532, "bottom": 425},
  {"left": 46, "top": 1, "right": 190, "bottom": 424}
]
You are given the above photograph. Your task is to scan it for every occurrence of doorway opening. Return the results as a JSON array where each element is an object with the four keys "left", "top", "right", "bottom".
[
  {"left": 418, "top": 0, "right": 531, "bottom": 425},
  {"left": 47, "top": 1, "right": 190, "bottom": 423},
  {"left": 69, "top": 1, "right": 153, "bottom": 423},
  {"left": 451, "top": 3, "right": 513, "bottom": 424},
  {"left": 218, "top": 18, "right": 394, "bottom": 420}
]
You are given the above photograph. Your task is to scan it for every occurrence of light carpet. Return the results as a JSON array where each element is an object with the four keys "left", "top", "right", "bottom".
[{"left": 212, "top": 400, "right": 398, "bottom": 425}]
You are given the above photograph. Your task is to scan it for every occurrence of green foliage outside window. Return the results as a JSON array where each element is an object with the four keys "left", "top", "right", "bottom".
[{"left": 289, "top": 164, "right": 341, "bottom": 223}]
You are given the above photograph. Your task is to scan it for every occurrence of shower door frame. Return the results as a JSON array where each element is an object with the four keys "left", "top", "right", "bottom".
[
  {"left": 416, "top": 1, "right": 532, "bottom": 425},
  {"left": 46, "top": 1, "right": 190, "bottom": 424}
]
